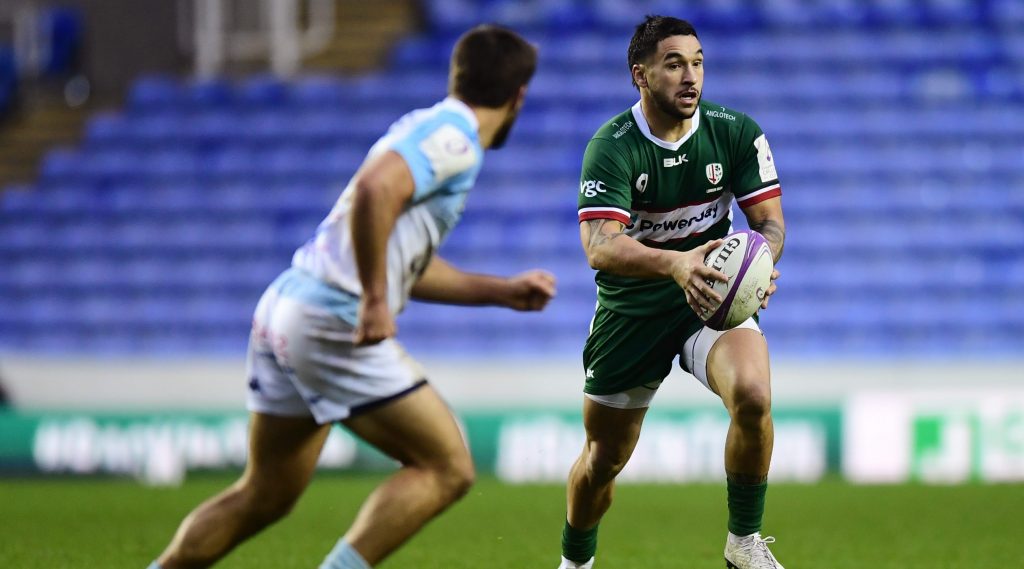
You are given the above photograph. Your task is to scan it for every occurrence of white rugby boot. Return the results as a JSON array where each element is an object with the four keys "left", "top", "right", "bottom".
[
  {"left": 724, "top": 532, "right": 785, "bottom": 569},
  {"left": 557, "top": 556, "right": 594, "bottom": 569}
]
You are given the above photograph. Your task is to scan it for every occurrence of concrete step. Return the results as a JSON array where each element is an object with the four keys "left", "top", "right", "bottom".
[
  {"left": 0, "top": 102, "right": 88, "bottom": 186},
  {"left": 302, "top": 0, "right": 418, "bottom": 73}
]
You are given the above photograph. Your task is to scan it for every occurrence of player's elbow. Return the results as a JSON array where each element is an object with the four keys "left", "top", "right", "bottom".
[
  {"left": 352, "top": 178, "right": 384, "bottom": 204},
  {"left": 351, "top": 170, "right": 410, "bottom": 214},
  {"left": 585, "top": 247, "right": 610, "bottom": 271}
]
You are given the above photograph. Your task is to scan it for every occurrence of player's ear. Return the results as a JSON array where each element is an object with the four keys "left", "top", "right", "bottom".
[
  {"left": 631, "top": 64, "right": 648, "bottom": 89},
  {"left": 509, "top": 84, "right": 528, "bottom": 112}
]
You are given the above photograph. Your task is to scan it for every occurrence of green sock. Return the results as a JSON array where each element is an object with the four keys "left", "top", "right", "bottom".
[
  {"left": 561, "top": 520, "right": 598, "bottom": 563},
  {"left": 727, "top": 478, "right": 767, "bottom": 536}
]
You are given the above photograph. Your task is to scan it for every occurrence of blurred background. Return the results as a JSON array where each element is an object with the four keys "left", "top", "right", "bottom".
[{"left": 0, "top": 0, "right": 1022, "bottom": 486}]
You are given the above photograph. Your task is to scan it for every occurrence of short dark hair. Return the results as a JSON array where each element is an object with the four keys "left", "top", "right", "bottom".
[
  {"left": 628, "top": 15, "right": 699, "bottom": 90},
  {"left": 449, "top": 24, "right": 537, "bottom": 108}
]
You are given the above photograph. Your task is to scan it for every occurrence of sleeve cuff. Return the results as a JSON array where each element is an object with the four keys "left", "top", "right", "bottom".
[
  {"left": 578, "top": 206, "right": 631, "bottom": 225},
  {"left": 736, "top": 183, "right": 782, "bottom": 208}
]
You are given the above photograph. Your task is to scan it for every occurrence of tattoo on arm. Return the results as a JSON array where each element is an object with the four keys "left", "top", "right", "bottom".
[
  {"left": 585, "top": 219, "right": 626, "bottom": 251},
  {"left": 750, "top": 219, "right": 785, "bottom": 262}
]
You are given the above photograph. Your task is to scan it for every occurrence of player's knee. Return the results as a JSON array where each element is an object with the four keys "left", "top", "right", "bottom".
[
  {"left": 585, "top": 443, "right": 630, "bottom": 483},
  {"left": 450, "top": 454, "right": 477, "bottom": 497},
  {"left": 432, "top": 452, "right": 476, "bottom": 502},
  {"left": 726, "top": 378, "right": 772, "bottom": 428}
]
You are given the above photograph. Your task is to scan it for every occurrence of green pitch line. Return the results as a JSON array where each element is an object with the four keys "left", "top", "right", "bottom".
[{"left": 1, "top": 474, "right": 1021, "bottom": 568}]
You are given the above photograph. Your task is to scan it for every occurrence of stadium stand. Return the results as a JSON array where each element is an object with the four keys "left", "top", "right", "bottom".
[{"left": 1, "top": 0, "right": 1022, "bottom": 356}]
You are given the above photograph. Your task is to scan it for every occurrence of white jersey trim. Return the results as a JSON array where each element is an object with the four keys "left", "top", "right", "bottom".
[
  {"left": 625, "top": 194, "right": 731, "bottom": 243},
  {"left": 631, "top": 100, "right": 701, "bottom": 151},
  {"left": 736, "top": 183, "right": 781, "bottom": 206},
  {"left": 578, "top": 205, "right": 632, "bottom": 221},
  {"left": 439, "top": 96, "right": 479, "bottom": 132}
]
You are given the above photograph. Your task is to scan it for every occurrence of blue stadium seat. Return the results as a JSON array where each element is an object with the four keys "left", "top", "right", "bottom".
[
  {"left": 84, "top": 112, "right": 130, "bottom": 146},
  {"left": 38, "top": 148, "right": 81, "bottom": 183},
  {"left": 131, "top": 112, "right": 184, "bottom": 145},
  {"left": 185, "top": 112, "right": 238, "bottom": 144},
  {"left": 183, "top": 77, "right": 233, "bottom": 108},
  {"left": 127, "top": 75, "right": 181, "bottom": 111},
  {"left": 289, "top": 75, "right": 352, "bottom": 108},
  {"left": 206, "top": 147, "right": 258, "bottom": 180},
  {"left": 0, "top": 184, "right": 42, "bottom": 216},
  {"left": 238, "top": 74, "right": 288, "bottom": 108}
]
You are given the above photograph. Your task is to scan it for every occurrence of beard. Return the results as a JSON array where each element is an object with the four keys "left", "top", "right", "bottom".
[
  {"left": 650, "top": 88, "right": 701, "bottom": 121},
  {"left": 489, "top": 111, "right": 519, "bottom": 149}
]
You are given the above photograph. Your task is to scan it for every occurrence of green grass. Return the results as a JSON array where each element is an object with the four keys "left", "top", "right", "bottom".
[{"left": 1, "top": 474, "right": 1022, "bottom": 568}]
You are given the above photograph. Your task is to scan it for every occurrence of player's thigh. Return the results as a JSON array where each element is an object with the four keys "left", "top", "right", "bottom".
[
  {"left": 583, "top": 304, "right": 688, "bottom": 399},
  {"left": 581, "top": 396, "right": 648, "bottom": 469},
  {"left": 341, "top": 384, "right": 470, "bottom": 471},
  {"left": 681, "top": 318, "right": 766, "bottom": 394},
  {"left": 242, "top": 412, "right": 332, "bottom": 498},
  {"left": 704, "top": 324, "right": 771, "bottom": 408}
]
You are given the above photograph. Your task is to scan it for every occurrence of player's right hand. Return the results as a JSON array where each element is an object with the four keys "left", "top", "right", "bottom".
[
  {"left": 671, "top": 239, "right": 728, "bottom": 315},
  {"left": 354, "top": 297, "right": 395, "bottom": 346},
  {"left": 503, "top": 269, "right": 557, "bottom": 311}
]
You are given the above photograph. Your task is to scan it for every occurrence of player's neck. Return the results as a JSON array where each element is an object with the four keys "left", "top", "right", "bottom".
[{"left": 639, "top": 97, "right": 693, "bottom": 143}]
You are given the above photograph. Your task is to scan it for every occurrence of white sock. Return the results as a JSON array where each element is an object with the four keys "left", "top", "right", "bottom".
[
  {"left": 559, "top": 555, "right": 595, "bottom": 568},
  {"left": 320, "top": 538, "right": 371, "bottom": 569},
  {"left": 728, "top": 531, "right": 758, "bottom": 545}
]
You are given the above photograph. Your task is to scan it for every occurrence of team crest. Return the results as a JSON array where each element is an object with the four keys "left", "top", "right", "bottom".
[{"left": 706, "top": 163, "right": 724, "bottom": 184}]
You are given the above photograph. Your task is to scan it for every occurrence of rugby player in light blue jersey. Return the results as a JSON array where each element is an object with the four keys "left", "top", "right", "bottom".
[{"left": 148, "top": 25, "right": 551, "bottom": 569}]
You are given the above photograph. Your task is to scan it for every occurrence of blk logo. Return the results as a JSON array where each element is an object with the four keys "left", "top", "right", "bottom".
[{"left": 662, "top": 154, "right": 688, "bottom": 167}]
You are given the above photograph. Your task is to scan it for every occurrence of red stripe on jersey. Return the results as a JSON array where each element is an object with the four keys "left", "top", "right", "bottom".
[
  {"left": 640, "top": 228, "right": 708, "bottom": 247},
  {"left": 737, "top": 187, "right": 782, "bottom": 208},
  {"left": 579, "top": 210, "right": 631, "bottom": 225},
  {"left": 634, "top": 195, "right": 721, "bottom": 213}
]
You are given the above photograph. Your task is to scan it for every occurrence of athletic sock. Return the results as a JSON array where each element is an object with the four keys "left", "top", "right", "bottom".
[
  {"left": 319, "top": 538, "right": 371, "bottom": 569},
  {"left": 561, "top": 520, "right": 599, "bottom": 564},
  {"left": 726, "top": 477, "right": 768, "bottom": 536},
  {"left": 146, "top": 563, "right": 162, "bottom": 569}
]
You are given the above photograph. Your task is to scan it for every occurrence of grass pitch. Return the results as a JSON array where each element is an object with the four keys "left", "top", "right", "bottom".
[{"left": 1, "top": 474, "right": 1020, "bottom": 568}]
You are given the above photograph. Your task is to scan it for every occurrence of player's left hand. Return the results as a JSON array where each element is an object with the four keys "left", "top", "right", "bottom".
[
  {"left": 760, "top": 268, "right": 780, "bottom": 309},
  {"left": 503, "top": 270, "right": 557, "bottom": 311}
]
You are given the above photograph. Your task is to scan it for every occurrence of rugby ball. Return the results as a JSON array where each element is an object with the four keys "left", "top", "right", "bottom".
[{"left": 698, "top": 230, "right": 774, "bottom": 331}]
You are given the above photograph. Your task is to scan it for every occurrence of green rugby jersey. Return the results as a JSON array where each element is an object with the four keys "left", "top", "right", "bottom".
[{"left": 577, "top": 99, "right": 782, "bottom": 317}]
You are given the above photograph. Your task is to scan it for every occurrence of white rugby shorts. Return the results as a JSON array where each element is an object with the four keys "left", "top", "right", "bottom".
[{"left": 245, "top": 286, "right": 427, "bottom": 424}]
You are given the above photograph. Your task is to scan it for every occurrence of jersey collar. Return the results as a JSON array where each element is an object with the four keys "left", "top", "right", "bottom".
[
  {"left": 631, "top": 100, "right": 700, "bottom": 151},
  {"left": 441, "top": 96, "right": 480, "bottom": 133}
]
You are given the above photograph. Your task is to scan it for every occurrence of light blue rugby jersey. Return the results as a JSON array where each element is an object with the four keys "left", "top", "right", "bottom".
[{"left": 276, "top": 97, "right": 483, "bottom": 325}]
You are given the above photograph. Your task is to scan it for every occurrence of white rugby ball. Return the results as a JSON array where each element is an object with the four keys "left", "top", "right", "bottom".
[{"left": 698, "top": 230, "right": 774, "bottom": 331}]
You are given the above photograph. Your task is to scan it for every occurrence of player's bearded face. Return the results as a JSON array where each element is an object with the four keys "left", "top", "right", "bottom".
[
  {"left": 645, "top": 35, "right": 704, "bottom": 121},
  {"left": 490, "top": 94, "right": 525, "bottom": 149},
  {"left": 490, "top": 110, "right": 517, "bottom": 149},
  {"left": 651, "top": 84, "right": 701, "bottom": 121}
]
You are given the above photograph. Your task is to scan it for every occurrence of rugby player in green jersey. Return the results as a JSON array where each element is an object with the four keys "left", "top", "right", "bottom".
[{"left": 558, "top": 16, "right": 787, "bottom": 569}]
